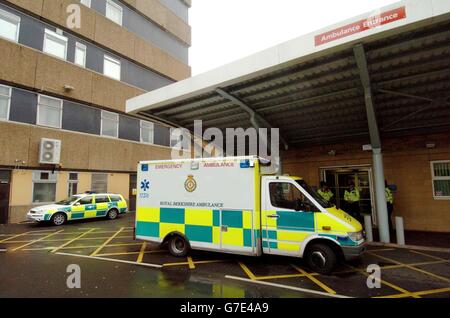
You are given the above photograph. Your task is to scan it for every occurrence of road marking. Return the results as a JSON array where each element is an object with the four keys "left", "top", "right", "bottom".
[
  {"left": 291, "top": 264, "right": 337, "bottom": 294},
  {"left": 226, "top": 275, "right": 351, "bottom": 298},
  {"left": 238, "top": 262, "right": 257, "bottom": 280},
  {"left": 346, "top": 264, "right": 419, "bottom": 298},
  {"left": 0, "top": 232, "right": 32, "bottom": 243},
  {"left": 21, "top": 242, "right": 143, "bottom": 252},
  {"left": 376, "top": 287, "right": 450, "bottom": 298},
  {"left": 97, "top": 250, "right": 165, "bottom": 257},
  {"left": 11, "top": 230, "right": 64, "bottom": 252},
  {"left": 137, "top": 242, "right": 147, "bottom": 263},
  {"left": 409, "top": 249, "right": 446, "bottom": 261},
  {"left": 187, "top": 256, "right": 196, "bottom": 269},
  {"left": 56, "top": 252, "right": 162, "bottom": 268},
  {"left": 91, "top": 227, "right": 124, "bottom": 257},
  {"left": 0, "top": 249, "right": 7, "bottom": 252},
  {"left": 163, "top": 259, "right": 228, "bottom": 267},
  {"left": 368, "top": 251, "right": 450, "bottom": 284},
  {"left": 51, "top": 228, "right": 97, "bottom": 253}
]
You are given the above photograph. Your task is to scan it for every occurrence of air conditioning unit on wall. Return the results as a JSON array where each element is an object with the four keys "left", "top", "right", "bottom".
[{"left": 39, "top": 138, "right": 62, "bottom": 165}]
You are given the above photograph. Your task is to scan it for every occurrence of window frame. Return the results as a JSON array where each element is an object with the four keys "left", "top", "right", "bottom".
[
  {"left": 0, "top": 7, "right": 21, "bottom": 42},
  {"left": 103, "top": 54, "right": 121, "bottom": 80},
  {"left": 36, "top": 94, "right": 63, "bottom": 129},
  {"left": 74, "top": 42, "right": 87, "bottom": 68},
  {"left": 80, "top": 0, "right": 91, "bottom": 8},
  {"left": 0, "top": 84, "right": 12, "bottom": 121},
  {"left": 105, "top": 0, "right": 123, "bottom": 26},
  {"left": 43, "top": 28, "right": 68, "bottom": 60},
  {"left": 68, "top": 172, "right": 79, "bottom": 197},
  {"left": 100, "top": 110, "right": 119, "bottom": 138},
  {"left": 431, "top": 160, "right": 450, "bottom": 200},
  {"left": 140, "top": 120, "right": 155, "bottom": 144},
  {"left": 32, "top": 171, "right": 58, "bottom": 204},
  {"left": 91, "top": 173, "right": 108, "bottom": 194}
]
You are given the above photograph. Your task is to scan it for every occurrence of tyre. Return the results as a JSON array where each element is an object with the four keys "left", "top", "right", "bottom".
[
  {"left": 106, "top": 209, "right": 119, "bottom": 220},
  {"left": 167, "top": 235, "right": 190, "bottom": 257},
  {"left": 305, "top": 243, "right": 338, "bottom": 275},
  {"left": 51, "top": 213, "right": 66, "bottom": 226}
]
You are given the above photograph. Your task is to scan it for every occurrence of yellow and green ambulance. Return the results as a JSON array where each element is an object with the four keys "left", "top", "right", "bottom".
[
  {"left": 27, "top": 193, "right": 128, "bottom": 226},
  {"left": 135, "top": 156, "right": 365, "bottom": 274}
]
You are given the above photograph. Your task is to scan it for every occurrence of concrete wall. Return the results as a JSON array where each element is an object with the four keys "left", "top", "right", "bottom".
[{"left": 282, "top": 133, "right": 450, "bottom": 233}]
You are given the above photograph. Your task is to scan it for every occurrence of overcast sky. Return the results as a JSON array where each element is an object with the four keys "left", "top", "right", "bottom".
[{"left": 190, "top": 0, "right": 399, "bottom": 75}]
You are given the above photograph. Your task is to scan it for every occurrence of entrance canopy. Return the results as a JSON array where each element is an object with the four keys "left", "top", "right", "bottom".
[{"left": 127, "top": 0, "right": 450, "bottom": 148}]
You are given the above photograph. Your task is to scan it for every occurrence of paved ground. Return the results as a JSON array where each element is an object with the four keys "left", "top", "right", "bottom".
[{"left": 1, "top": 213, "right": 449, "bottom": 298}]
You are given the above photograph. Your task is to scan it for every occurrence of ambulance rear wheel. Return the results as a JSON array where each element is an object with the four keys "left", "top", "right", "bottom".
[
  {"left": 106, "top": 209, "right": 119, "bottom": 220},
  {"left": 305, "top": 243, "right": 337, "bottom": 275},
  {"left": 51, "top": 213, "right": 66, "bottom": 226},
  {"left": 168, "top": 235, "right": 190, "bottom": 257}
]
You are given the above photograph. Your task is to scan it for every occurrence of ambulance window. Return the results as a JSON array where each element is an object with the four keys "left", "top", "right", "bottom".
[
  {"left": 269, "top": 182, "right": 319, "bottom": 212},
  {"left": 95, "top": 195, "right": 110, "bottom": 203},
  {"left": 78, "top": 196, "right": 93, "bottom": 205},
  {"left": 109, "top": 195, "right": 121, "bottom": 202}
]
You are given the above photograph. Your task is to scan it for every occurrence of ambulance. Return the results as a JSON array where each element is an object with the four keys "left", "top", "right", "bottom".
[{"left": 135, "top": 156, "right": 366, "bottom": 274}]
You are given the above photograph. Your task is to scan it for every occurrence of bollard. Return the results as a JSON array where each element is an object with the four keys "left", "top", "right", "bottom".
[
  {"left": 395, "top": 216, "right": 405, "bottom": 246},
  {"left": 364, "top": 214, "right": 373, "bottom": 242}
]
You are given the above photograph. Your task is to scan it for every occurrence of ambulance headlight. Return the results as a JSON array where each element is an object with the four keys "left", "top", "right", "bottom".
[{"left": 348, "top": 231, "right": 363, "bottom": 242}]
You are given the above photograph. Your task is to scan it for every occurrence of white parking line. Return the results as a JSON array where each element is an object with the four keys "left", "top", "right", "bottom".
[
  {"left": 56, "top": 252, "right": 163, "bottom": 268},
  {"left": 225, "top": 275, "right": 352, "bottom": 298}
]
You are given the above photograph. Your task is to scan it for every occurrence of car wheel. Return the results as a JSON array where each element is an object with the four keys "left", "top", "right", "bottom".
[
  {"left": 106, "top": 209, "right": 119, "bottom": 220},
  {"left": 305, "top": 243, "right": 337, "bottom": 275},
  {"left": 51, "top": 213, "right": 66, "bottom": 226},
  {"left": 168, "top": 235, "right": 190, "bottom": 257}
]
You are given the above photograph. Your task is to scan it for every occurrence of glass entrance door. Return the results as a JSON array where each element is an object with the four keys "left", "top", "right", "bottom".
[{"left": 321, "top": 167, "right": 376, "bottom": 225}]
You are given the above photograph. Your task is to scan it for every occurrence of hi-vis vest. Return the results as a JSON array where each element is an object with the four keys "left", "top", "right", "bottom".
[
  {"left": 385, "top": 187, "right": 394, "bottom": 204},
  {"left": 318, "top": 189, "right": 334, "bottom": 202},
  {"left": 344, "top": 187, "right": 360, "bottom": 203}
]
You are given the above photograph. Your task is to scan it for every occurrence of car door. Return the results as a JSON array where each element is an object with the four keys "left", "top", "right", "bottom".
[
  {"left": 94, "top": 195, "right": 111, "bottom": 217},
  {"left": 71, "top": 196, "right": 95, "bottom": 219},
  {"left": 262, "top": 178, "right": 320, "bottom": 256}
]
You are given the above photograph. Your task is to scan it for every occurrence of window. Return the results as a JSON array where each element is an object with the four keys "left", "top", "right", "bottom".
[
  {"left": 92, "top": 173, "right": 108, "bottom": 193},
  {"left": 0, "top": 8, "right": 20, "bottom": 42},
  {"left": 103, "top": 55, "right": 121, "bottom": 80},
  {"left": 95, "top": 195, "right": 110, "bottom": 203},
  {"left": 79, "top": 196, "right": 93, "bottom": 205},
  {"left": 269, "top": 182, "right": 319, "bottom": 212},
  {"left": 74, "top": 42, "right": 87, "bottom": 67},
  {"left": 431, "top": 161, "right": 450, "bottom": 200},
  {"left": 140, "top": 121, "right": 154, "bottom": 144},
  {"left": 101, "top": 111, "right": 119, "bottom": 138},
  {"left": 80, "top": 0, "right": 91, "bottom": 7},
  {"left": 68, "top": 173, "right": 79, "bottom": 197},
  {"left": 0, "top": 85, "right": 11, "bottom": 121},
  {"left": 109, "top": 195, "right": 122, "bottom": 202},
  {"left": 32, "top": 171, "right": 57, "bottom": 203},
  {"left": 106, "top": 0, "right": 123, "bottom": 26},
  {"left": 37, "top": 95, "right": 63, "bottom": 128},
  {"left": 43, "top": 29, "right": 68, "bottom": 60}
]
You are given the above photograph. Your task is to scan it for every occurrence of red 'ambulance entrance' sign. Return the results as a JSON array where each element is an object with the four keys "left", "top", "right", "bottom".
[{"left": 315, "top": 7, "right": 407, "bottom": 46}]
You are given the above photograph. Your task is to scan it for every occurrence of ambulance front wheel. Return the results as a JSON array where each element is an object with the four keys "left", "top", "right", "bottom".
[
  {"left": 167, "top": 235, "right": 190, "bottom": 257},
  {"left": 51, "top": 213, "right": 66, "bottom": 226},
  {"left": 305, "top": 243, "right": 337, "bottom": 275}
]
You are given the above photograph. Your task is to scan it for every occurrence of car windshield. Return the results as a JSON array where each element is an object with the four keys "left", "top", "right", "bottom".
[
  {"left": 56, "top": 196, "right": 81, "bottom": 206},
  {"left": 296, "top": 180, "right": 334, "bottom": 209}
]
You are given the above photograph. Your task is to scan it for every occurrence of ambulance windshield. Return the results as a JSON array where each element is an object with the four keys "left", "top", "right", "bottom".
[{"left": 296, "top": 180, "right": 333, "bottom": 208}]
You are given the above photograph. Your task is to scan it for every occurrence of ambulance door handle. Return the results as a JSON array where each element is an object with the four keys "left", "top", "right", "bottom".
[
  {"left": 221, "top": 225, "right": 228, "bottom": 232},
  {"left": 268, "top": 214, "right": 279, "bottom": 219}
]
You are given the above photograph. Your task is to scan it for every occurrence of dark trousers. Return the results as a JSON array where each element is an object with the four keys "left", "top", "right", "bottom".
[
  {"left": 387, "top": 203, "right": 394, "bottom": 232},
  {"left": 346, "top": 202, "right": 361, "bottom": 223}
]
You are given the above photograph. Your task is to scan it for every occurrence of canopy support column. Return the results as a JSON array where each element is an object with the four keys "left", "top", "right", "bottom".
[{"left": 354, "top": 44, "right": 390, "bottom": 243}]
